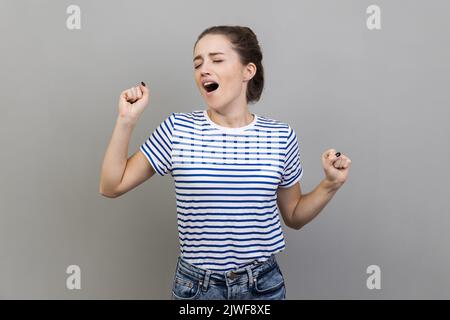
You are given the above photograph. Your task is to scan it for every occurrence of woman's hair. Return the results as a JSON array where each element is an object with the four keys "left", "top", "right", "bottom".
[{"left": 194, "top": 25, "right": 264, "bottom": 104}]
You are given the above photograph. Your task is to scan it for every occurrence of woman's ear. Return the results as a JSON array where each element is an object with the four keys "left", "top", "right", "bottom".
[{"left": 243, "top": 62, "right": 257, "bottom": 82}]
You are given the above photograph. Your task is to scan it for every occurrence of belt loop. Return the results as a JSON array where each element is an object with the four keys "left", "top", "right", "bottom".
[
  {"left": 245, "top": 266, "right": 254, "bottom": 289},
  {"left": 202, "top": 269, "right": 212, "bottom": 291}
]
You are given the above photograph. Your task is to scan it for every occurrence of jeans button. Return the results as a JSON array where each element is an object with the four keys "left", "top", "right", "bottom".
[{"left": 228, "top": 272, "right": 237, "bottom": 280}]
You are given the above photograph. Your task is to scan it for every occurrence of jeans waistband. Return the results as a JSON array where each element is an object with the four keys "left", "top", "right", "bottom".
[{"left": 175, "top": 255, "right": 278, "bottom": 290}]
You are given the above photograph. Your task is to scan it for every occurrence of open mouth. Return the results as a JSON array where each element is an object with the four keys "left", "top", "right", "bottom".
[{"left": 203, "top": 81, "right": 219, "bottom": 93}]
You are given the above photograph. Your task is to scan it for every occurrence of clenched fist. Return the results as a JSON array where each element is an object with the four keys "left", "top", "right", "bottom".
[
  {"left": 118, "top": 82, "right": 149, "bottom": 125},
  {"left": 321, "top": 149, "right": 351, "bottom": 188}
]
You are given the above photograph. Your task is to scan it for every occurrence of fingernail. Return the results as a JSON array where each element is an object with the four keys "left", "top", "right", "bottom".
[
  {"left": 141, "top": 81, "right": 146, "bottom": 87},
  {"left": 335, "top": 152, "right": 341, "bottom": 157}
]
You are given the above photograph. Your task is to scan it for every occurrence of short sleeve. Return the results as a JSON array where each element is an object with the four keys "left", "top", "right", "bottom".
[
  {"left": 279, "top": 125, "right": 304, "bottom": 188},
  {"left": 139, "top": 112, "right": 176, "bottom": 176}
]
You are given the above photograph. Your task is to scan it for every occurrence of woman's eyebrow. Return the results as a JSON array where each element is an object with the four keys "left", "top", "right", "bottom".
[{"left": 193, "top": 52, "right": 225, "bottom": 62}]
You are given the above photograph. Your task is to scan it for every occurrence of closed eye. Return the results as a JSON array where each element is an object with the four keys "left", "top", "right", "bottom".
[{"left": 194, "top": 60, "right": 223, "bottom": 69}]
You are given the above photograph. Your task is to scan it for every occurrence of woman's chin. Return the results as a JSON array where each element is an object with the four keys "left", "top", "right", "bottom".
[{"left": 204, "top": 99, "right": 223, "bottom": 109}]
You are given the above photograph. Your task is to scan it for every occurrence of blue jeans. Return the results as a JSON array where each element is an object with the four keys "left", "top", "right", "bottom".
[{"left": 171, "top": 254, "right": 286, "bottom": 300}]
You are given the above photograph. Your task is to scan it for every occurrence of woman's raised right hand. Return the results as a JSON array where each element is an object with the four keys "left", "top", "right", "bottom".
[{"left": 117, "top": 82, "right": 149, "bottom": 125}]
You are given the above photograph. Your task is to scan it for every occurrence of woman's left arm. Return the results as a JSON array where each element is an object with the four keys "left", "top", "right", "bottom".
[{"left": 278, "top": 149, "right": 352, "bottom": 230}]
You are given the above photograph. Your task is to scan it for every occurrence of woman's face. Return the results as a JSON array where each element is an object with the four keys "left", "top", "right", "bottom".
[{"left": 193, "top": 34, "right": 255, "bottom": 110}]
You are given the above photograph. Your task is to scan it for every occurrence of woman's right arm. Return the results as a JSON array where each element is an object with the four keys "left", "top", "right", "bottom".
[{"left": 99, "top": 82, "right": 155, "bottom": 198}]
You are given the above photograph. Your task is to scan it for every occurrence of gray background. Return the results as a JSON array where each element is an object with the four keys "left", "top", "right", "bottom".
[{"left": 1, "top": 0, "right": 449, "bottom": 299}]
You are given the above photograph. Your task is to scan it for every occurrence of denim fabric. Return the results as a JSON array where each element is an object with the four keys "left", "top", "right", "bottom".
[{"left": 171, "top": 254, "right": 286, "bottom": 300}]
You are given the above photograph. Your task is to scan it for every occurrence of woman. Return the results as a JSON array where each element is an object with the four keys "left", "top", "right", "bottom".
[{"left": 99, "top": 25, "right": 352, "bottom": 300}]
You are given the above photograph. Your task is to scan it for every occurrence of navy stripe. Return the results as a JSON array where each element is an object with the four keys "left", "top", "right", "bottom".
[
  {"left": 177, "top": 204, "right": 276, "bottom": 210},
  {"left": 178, "top": 220, "right": 280, "bottom": 230},
  {"left": 180, "top": 237, "right": 284, "bottom": 247},
  {"left": 180, "top": 230, "right": 279, "bottom": 235},
  {"left": 176, "top": 198, "right": 276, "bottom": 203},
  {"left": 176, "top": 192, "right": 277, "bottom": 197}
]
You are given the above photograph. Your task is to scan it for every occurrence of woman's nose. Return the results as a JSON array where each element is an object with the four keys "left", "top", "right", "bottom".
[{"left": 198, "top": 61, "right": 212, "bottom": 73}]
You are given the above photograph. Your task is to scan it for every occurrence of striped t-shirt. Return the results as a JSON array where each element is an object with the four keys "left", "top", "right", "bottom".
[{"left": 140, "top": 109, "right": 304, "bottom": 272}]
